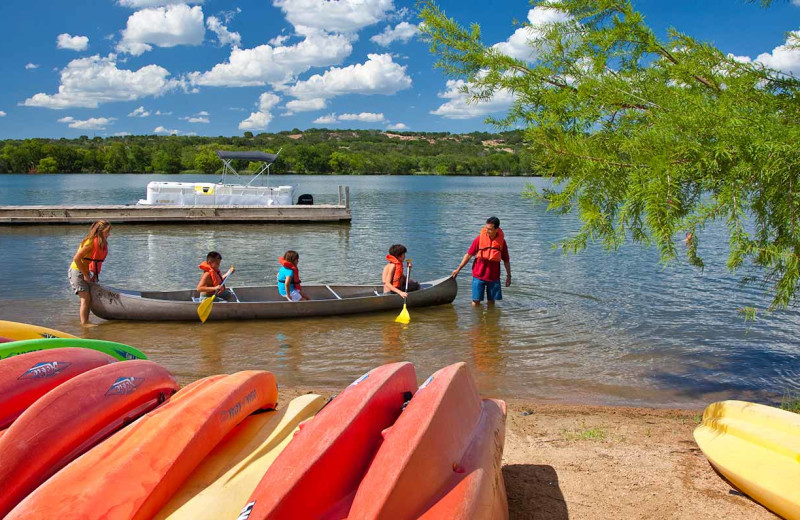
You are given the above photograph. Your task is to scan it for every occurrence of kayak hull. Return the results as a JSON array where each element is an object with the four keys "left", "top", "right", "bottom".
[
  {"left": 0, "top": 338, "right": 147, "bottom": 361},
  {"left": 0, "top": 320, "right": 76, "bottom": 341}
]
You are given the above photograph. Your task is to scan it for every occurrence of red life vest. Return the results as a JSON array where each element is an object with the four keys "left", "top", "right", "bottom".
[
  {"left": 82, "top": 237, "right": 108, "bottom": 278},
  {"left": 477, "top": 228, "right": 505, "bottom": 262},
  {"left": 386, "top": 255, "right": 405, "bottom": 288},
  {"left": 278, "top": 257, "right": 302, "bottom": 289},
  {"left": 198, "top": 261, "right": 224, "bottom": 287}
]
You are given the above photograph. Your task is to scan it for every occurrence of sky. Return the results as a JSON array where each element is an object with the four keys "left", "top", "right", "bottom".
[{"left": 0, "top": 0, "right": 798, "bottom": 139}]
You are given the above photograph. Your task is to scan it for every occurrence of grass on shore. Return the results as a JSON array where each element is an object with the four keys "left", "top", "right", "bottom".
[{"left": 780, "top": 392, "right": 800, "bottom": 414}]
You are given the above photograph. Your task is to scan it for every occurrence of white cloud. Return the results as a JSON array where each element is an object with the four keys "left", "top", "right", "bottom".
[
  {"left": 117, "top": 4, "right": 205, "bottom": 56},
  {"left": 153, "top": 125, "right": 179, "bottom": 134},
  {"left": 431, "top": 79, "right": 515, "bottom": 119},
  {"left": 25, "top": 63, "right": 39, "bottom": 70},
  {"left": 284, "top": 97, "right": 327, "bottom": 113},
  {"left": 0, "top": 111, "right": 6, "bottom": 117},
  {"left": 793, "top": 0, "right": 800, "bottom": 6},
  {"left": 155, "top": 109, "right": 172, "bottom": 115},
  {"left": 755, "top": 31, "right": 800, "bottom": 76},
  {"left": 190, "top": 29, "right": 352, "bottom": 87},
  {"left": 22, "top": 55, "right": 182, "bottom": 109},
  {"left": 269, "top": 34, "right": 290, "bottom": 46},
  {"left": 196, "top": 110, "right": 209, "bottom": 116},
  {"left": 287, "top": 53, "right": 412, "bottom": 102},
  {"left": 58, "top": 116, "right": 116, "bottom": 130},
  {"left": 118, "top": 0, "right": 203, "bottom": 7},
  {"left": 57, "top": 33, "right": 89, "bottom": 51},
  {"left": 113, "top": 132, "right": 132, "bottom": 136},
  {"left": 371, "top": 22, "right": 417, "bottom": 47},
  {"left": 128, "top": 105, "right": 150, "bottom": 117},
  {"left": 181, "top": 115, "right": 210, "bottom": 123},
  {"left": 239, "top": 92, "right": 281, "bottom": 130},
  {"left": 207, "top": 15, "right": 241, "bottom": 47},
  {"left": 493, "top": 5, "right": 570, "bottom": 62},
  {"left": 274, "top": 0, "right": 394, "bottom": 34},
  {"left": 339, "top": 112, "right": 385, "bottom": 122},
  {"left": 387, "top": 122, "right": 408, "bottom": 130},
  {"left": 313, "top": 113, "right": 338, "bottom": 124}
]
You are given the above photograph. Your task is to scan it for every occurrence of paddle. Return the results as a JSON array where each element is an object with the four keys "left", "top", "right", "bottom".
[
  {"left": 394, "top": 260, "right": 412, "bottom": 324},
  {"left": 197, "top": 267, "right": 234, "bottom": 324}
]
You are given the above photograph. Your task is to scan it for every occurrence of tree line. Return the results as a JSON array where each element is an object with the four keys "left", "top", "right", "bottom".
[{"left": 0, "top": 129, "right": 543, "bottom": 176}]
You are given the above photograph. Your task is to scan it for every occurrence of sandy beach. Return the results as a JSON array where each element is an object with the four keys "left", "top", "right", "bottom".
[{"left": 275, "top": 386, "right": 778, "bottom": 520}]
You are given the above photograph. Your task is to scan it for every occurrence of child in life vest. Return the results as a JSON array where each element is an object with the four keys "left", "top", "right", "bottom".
[
  {"left": 197, "top": 251, "right": 236, "bottom": 302},
  {"left": 278, "top": 250, "right": 310, "bottom": 302},
  {"left": 383, "top": 244, "right": 420, "bottom": 297}
]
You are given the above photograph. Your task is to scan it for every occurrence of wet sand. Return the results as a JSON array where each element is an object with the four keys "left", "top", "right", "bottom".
[{"left": 275, "top": 385, "right": 778, "bottom": 520}]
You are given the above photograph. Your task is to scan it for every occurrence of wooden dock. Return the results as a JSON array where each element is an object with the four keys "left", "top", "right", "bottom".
[{"left": 0, "top": 188, "right": 351, "bottom": 225}]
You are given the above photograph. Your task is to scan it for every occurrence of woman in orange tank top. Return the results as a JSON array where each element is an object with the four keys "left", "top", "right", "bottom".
[{"left": 68, "top": 220, "right": 111, "bottom": 325}]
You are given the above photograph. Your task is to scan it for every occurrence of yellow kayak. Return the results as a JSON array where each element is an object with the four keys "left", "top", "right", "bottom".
[
  {"left": 0, "top": 320, "right": 76, "bottom": 341},
  {"left": 694, "top": 400, "right": 800, "bottom": 520},
  {"left": 155, "top": 393, "right": 326, "bottom": 520}
]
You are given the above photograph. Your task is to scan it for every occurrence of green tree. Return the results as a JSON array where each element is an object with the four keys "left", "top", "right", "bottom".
[
  {"left": 195, "top": 148, "right": 222, "bottom": 174},
  {"left": 37, "top": 157, "right": 59, "bottom": 173},
  {"left": 420, "top": 0, "right": 800, "bottom": 311}
]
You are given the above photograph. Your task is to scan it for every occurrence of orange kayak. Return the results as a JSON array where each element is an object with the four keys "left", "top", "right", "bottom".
[
  {"left": 240, "top": 362, "right": 417, "bottom": 520},
  {"left": 0, "top": 347, "right": 115, "bottom": 430},
  {"left": 347, "top": 362, "right": 508, "bottom": 519},
  {"left": 7, "top": 370, "right": 277, "bottom": 520},
  {"left": 0, "top": 359, "right": 178, "bottom": 518}
]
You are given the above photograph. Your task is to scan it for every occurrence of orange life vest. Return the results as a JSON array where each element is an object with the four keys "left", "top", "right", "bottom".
[
  {"left": 477, "top": 228, "right": 505, "bottom": 262},
  {"left": 198, "top": 261, "right": 224, "bottom": 287},
  {"left": 83, "top": 237, "right": 108, "bottom": 278},
  {"left": 278, "top": 257, "right": 302, "bottom": 289},
  {"left": 386, "top": 255, "right": 405, "bottom": 288}
]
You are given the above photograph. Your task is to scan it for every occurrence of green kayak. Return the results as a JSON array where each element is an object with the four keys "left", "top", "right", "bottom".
[{"left": 0, "top": 338, "right": 147, "bottom": 361}]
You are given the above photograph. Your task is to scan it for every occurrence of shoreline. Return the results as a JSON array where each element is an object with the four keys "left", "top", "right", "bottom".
[{"left": 275, "top": 385, "right": 777, "bottom": 519}]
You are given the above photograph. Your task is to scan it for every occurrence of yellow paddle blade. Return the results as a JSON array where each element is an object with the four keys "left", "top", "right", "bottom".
[
  {"left": 197, "top": 296, "right": 214, "bottom": 323},
  {"left": 395, "top": 303, "right": 410, "bottom": 324}
]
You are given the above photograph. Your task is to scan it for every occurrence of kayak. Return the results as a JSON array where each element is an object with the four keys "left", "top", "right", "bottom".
[
  {"left": 0, "top": 347, "right": 116, "bottom": 430},
  {"left": 89, "top": 276, "right": 457, "bottom": 321},
  {"left": 0, "top": 336, "right": 13, "bottom": 343},
  {"left": 7, "top": 371, "right": 278, "bottom": 520},
  {"left": 0, "top": 320, "right": 76, "bottom": 341},
  {"left": 0, "top": 360, "right": 179, "bottom": 518},
  {"left": 156, "top": 394, "right": 327, "bottom": 520},
  {"left": 0, "top": 338, "right": 147, "bottom": 361},
  {"left": 348, "top": 363, "right": 508, "bottom": 519},
  {"left": 694, "top": 400, "right": 800, "bottom": 520},
  {"left": 240, "top": 362, "right": 418, "bottom": 520}
]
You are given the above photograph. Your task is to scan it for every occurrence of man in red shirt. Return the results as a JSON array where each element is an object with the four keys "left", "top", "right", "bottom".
[{"left": 451, "top": 216, "right": 511, "bottom": 306}]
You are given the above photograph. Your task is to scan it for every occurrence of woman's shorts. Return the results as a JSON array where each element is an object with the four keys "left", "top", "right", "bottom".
[
  {"left": 68, "top": 268, "right": 90, "bottom": 294},
  {"left": 472, "top": 277, "right": 502, "bottom": 302}
]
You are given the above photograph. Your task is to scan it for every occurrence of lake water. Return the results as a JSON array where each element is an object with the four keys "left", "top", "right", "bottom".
[{"left": 1, "top": 173, "right": 798, "bottom": 407}]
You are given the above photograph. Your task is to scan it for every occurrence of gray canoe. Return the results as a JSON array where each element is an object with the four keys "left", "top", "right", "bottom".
[{"left": 89, "top": 276, "right": 457, "bottom": 321}]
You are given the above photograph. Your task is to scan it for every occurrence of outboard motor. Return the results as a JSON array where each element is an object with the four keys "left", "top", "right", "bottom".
[{"left": 297, "top": 193, "right": 314, "bottom": 205}]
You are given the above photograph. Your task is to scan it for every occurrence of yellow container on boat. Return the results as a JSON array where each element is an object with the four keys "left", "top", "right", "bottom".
[
  {"left": 155, "top": 393, "right": 326, "bottom": 520},
  {"left": 0, "top": 320, "right": 76, "bottom": 341},
  {"left": 694, "top": 400, "right": 800, "bottom": 520}
]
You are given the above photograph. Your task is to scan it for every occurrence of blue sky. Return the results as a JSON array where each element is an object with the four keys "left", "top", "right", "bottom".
[{"left": 0, "top": 0, "right": 797, "bottom": 139}]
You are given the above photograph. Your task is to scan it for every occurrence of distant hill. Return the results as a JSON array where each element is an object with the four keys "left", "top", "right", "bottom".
[{"left": 0, "top": 129, "right": 544, "bottom": 176}]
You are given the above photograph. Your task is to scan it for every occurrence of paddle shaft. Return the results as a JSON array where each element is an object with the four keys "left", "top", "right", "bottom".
[{"left": 404, "top": 262, "right": 411, "bottom": 295}]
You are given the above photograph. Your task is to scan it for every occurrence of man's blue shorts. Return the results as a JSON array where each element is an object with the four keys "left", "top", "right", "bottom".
[{"left": 471, "top": 277, "right": 502, "bottom": 302}]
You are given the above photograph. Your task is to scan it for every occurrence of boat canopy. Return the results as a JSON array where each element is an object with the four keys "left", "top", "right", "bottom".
[{"left": 215, "top": 149, "right": 281, "bottom": 187}]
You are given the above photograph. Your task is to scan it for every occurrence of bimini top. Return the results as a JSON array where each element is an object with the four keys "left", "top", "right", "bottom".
[{"left": 216, "top": 150, "right": 278, "bottom": 163}]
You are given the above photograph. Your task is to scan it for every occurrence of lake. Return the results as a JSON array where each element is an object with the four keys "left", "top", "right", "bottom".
[{"left": 1, "top": 173, "right": 798, "bottom": 407}]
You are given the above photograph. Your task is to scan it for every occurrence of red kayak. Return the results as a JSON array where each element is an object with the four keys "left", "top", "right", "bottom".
[
  {"left": 347, "top": 362, "right": 508, "bottom": 519},
  {"left": 0, "top": 347, "right": 116, "bottom": 430},
  {"left": 0, "top": 359, "right": 178, "bottom": 517},
  {"left": 0, "top": 336, "right": 13, "bottom": 343},
  {"left": 8, "top": 370, "right": 277, "bottom": 520},
  {"left": 239, "top": 362, "right": 417, "bottom": 520}
]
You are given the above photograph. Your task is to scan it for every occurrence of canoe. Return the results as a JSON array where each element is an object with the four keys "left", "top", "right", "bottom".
[
  {"left": 89, "top": 276, "right": 457, "bottom": 321},
  {"left": 155, "top": 394, "right": 326, "bottom": 520},
  {"left": 0, "top": 338, "right": 147, "bottom": 361},
  {"left": 694, "top": 400, "right": 800, "bottom": 520},
  {"left": 0, "top": 347, "right": 116, "bottom": 430},
  {"left": 0, "top": 320, "right": 77, "bottom": 341},
  {"left": 0, "top": 360, "right": 179, "bottom": 518},
  {"left": 348, "top": 363, "right": 508, "bottom": 520},
  {"left": 7, "top": 371, "right": 278, "bottom": 520},
  {"left": 240, "top": 362, "right": 418, "bottom": 520}
]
